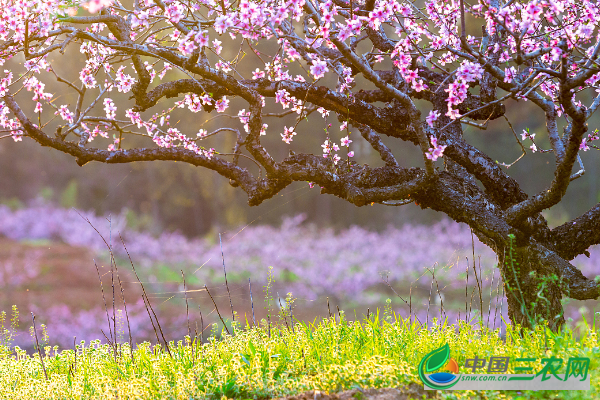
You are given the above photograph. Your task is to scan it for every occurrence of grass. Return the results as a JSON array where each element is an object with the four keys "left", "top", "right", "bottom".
[
  {"left": 1, "top": 219, "right": 598, "bottom": 399},
  {"left": 0, "top": 305, "right": 599, "bottom": 399}
]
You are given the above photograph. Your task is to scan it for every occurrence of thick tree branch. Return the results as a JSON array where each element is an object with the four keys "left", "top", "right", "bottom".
[
  {"left": 531, "top": 242, "right": 600, "bottom": 300},
  {"left": 551, "top": 203, "right": 600, "bottom": 260},
  {"left": 356, "top": 124, "right": 398, "bottom": 167},
  {"left": 3, "top": 94, "right": 263, "bottom": 195},
  {"left": 413, "top": 171, "right": 599, "bottom": 301}
]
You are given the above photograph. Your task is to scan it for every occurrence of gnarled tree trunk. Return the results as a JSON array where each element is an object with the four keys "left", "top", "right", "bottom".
[{"left": 497, "top": 240, "right": 565, "bottom": 331}]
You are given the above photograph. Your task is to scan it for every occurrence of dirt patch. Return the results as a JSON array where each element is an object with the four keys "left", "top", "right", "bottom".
[
  {"left": 0, "top": 236, "right": 143, "bottom": 318},
  {"left": 276, "top": 385, "right": 436, "bottom": 400}
]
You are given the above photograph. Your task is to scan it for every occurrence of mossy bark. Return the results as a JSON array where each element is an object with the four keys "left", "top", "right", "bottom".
[{"left": 497, "top": 240, "right": 565, "bottom": 332}]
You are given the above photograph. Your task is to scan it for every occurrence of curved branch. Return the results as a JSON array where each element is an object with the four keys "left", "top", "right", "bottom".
[
  {"left": 531, "top": 242, "right": 600, "bottom": 300},
  {"left": 551, "top": 203, "right": 600, "bottom": 260},
  {"left": 3, "top": 94, "right": 259, "bottom": 193},
  {"left": 356, "top": 124, "right": 398, "bottom": 167}
]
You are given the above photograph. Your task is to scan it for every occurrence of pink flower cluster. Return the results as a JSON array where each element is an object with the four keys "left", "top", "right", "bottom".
[
  {"left": 281, "top": 126, "right": 296, "bottom": 144},
  {"left": 580, "top": 129, "right": 599, "bottom": 151},
  {"left": 82, "top": 0, "right": 114, "bottom": 14},
  {"left": 426, "top": 135, "right": 447, "bottom": 161},
  {"left": 443, "top": 61, "right": 484, "bottom": 120},
  {"left": 115, "top": 66, "right": 136, "bottom": 93}
]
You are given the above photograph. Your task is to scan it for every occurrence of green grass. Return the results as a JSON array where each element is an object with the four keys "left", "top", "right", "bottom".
[{"left": 1, "top": 308, "right": 599, "bottom": 399}]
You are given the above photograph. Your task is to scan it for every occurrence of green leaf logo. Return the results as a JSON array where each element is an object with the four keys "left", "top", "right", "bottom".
[{"left": 425, "top": 343, "right": 450, "bottom": 373}]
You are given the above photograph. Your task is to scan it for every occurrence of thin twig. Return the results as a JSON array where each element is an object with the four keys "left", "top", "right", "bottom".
[
  {"left": 181, "top": 270, "right": 192, "bottom": 357},
  {"left": 119, "top": 234, "right": 172, "bottom": 358},
  {"left": 94, "top": 259, "right": 115, "bottom": 352},
  {"left": 205, "top": 284, "right": 231, "bottom": 336},
  {"left": 381, "top": 272, "right": 421, "bottom": 324},
  {"left": 409, "top": 286, "right": 412, "bottom": 325},
  {"left": 499, "top": 115, "right": 527, "bottom": 168},
  {"left": 493, "top": 269, "right": 502, "bottom": 331},
  {"left": 31, "top": 313, "right": 48, "bottom": 381},
  {"left": 73, "top": 336, "right": 77, "bottom": 374},
  {"left": 113, "top": 259, "right": 134, "bottom": 363},
  {"left": 487, "top": 269, "right": 495, "bottom": 329},
  {"left": 199, "top": 307, "right": 205, "bottom": 344},
  {"left": 108, "top": 216, "right": 117, "bottom": 362},
  {"left": 426, "top": 272, "right": 434, "bottom": 329},
  {"left": 249, "top": 278, "right": 256, "bottom": 327},
  {"left": 465, "top": 256, "right": 469, "bottom": 321},
  {"left": 220, "top": 233, "right": 235, "bottom": 324},
  {"left": 289, "top": 296, "right": 295, "bottom": 334},
  {"left": 101, "top": 329, "right": 114, "bottom": 346},
  {"left": 471, "top": 230, "right": 484, "bottom": 326},
  {"left": 277, "top": 294, "right": 291, "bottom": 332},
  {"left": 499, "top": 282, "right": 505, "bottom": 337},
  {"left": 427, "top": 264, "right": 445, "bottom": 321}
]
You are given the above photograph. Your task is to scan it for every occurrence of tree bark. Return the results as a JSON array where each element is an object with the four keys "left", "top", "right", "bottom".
[{"left": 496, "top": 237, "right": 565, "bottom": 331}]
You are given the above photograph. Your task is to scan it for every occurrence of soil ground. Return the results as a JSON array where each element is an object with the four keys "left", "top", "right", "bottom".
[
  {"left": 0, "top": 237, "right": 143, "bottom": 314},
  {"left": 277, "top": 385, "right": 436, "bottom": 400}
]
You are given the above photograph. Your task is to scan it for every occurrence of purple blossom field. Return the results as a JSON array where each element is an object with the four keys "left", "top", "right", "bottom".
[{"left": 1, "top": 201, "right": 598, "bottom": 349}]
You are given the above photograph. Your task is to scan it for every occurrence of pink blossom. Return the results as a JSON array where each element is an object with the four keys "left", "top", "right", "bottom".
[
  {"left": 56, "top": 105, "right": 74, "bottom": 123},
  {"left": 412, "top": 79, "right": 428, "bottom": 92},
  {"left": 445, "top": 108, "right": 461, "bottom": 120},
  {"left": 504, "top": 66, "right": 517, "bottom": 83},
  {"left": 321, "top": 139, "right": 332, "bottom": 155},
  {"left": 317, "top": 107, "right": 330, "bottom": 118},
  {"left": 215, "top": 61, "right": 232, "bottom": 73},
  {"left": 103, "top": 98, "right": 117, "bottom": 120},
  {"left": 82, "top": 0, "right": 114, "bottom": 13},
  {"left": 426, "top": 135, "right": 447, "bottom": 161},
  {"left": 215, "top": 97, "right": 229, "bottom": 112},
  {"left": 521, "top": 129, "right": 536, "bottom": 141},
  {"left": 310, "top": 59, "right": 329, "bottom": 80},
  {"left": 165, "top": 2, "right": 185, "bottom": 23},
  {"left": 403, "top": 68, "right": 418, "bottom": 83},
  {"left": 281, "top": 126, "right": 296, "bottom": 143},
  {"left": 200, "top": 94, "right": 212, "bottom": 105},
  {"left": 212, "top": 39, "right": 222, "bottom": 55},
  {"left": 426, "top": 110, "right": 441, "bottom": 127},
  {"left": 11, "top": 130, "right": 23, "bottom": 142},
  {"left": 252, "top": 68, "right": 265, "bottom": 79}
]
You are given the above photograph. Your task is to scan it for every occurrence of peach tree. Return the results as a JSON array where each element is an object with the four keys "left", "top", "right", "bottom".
[{"left": 1, "top": 0, "right": 599, "bottom": 330}]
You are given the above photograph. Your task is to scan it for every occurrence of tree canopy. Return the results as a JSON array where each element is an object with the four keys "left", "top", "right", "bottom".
[{"left": 1, "top": 0, "right": 600, "bottom": 329}]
